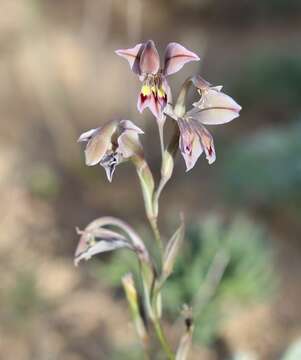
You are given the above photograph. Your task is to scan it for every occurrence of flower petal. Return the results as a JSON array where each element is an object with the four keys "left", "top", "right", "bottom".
[
  {"left": 74, "top": 227, "right": 133, "bottom": 266},
  {"left": 120, "top": 120, "right": 144, "bottom": 134},
  {"left": 188, "top": 106, "right": 240, "bottom": 126},
  {"left": 77, "top": 128, "right": 100, "bottom": 142},
  {"left": 137, "top": 92, "right": 151, "bottom": 113},
  {"left": 118, "top": 131, "right": 142, "bottom": 159},
  {"left": 196, "top": 125, "right": 216, "bottom": 164},
  {"left": 149, "top": 92, "right": 163, "bottom": 119},
  {"left": 178, "top": 119, "right": 203, "bottom": 171},
  {"left": 163, "top": 42, "right": 200, "bottom": 76},
  {"left": 139, "top": 40, "right": 160, "bottom": 75},
  {"left": 83, "top": 121, "right": 117, "bottom": 166},
  {"left": 99, "top": 152, "right": 119, "bottom": 182},
  {"left": 189, "top": 89, "right": 241, "bottom": 125},
  {"left": 115, "top": 43, "right": 145, "bottom": 75}
]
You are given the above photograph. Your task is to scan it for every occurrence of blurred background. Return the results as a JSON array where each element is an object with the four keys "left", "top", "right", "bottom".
[{"left": 1, "top": 0, "right": 301, "bottom": 359}]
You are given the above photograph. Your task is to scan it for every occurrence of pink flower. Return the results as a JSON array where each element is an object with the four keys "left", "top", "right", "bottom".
[
  {"left": 116, "top": 40, "right": 200, "bottom": 121},
  {"left": 175, "top": 77, "right": 242, "bottom": 171}
]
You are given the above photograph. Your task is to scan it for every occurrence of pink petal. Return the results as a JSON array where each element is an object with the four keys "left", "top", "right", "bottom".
[
  {"left": 115, "top": 43, "right": 145, "bottom": 75},
  {"left": 149, "top": 92, "right": 163, "bottom": 119},
  {"left": 163, "top": 42, "right": 200, "bottom": 76},
  {"left": 181, "top": 135, "right": 203, "bottom": 171},
  {"left": 178, "top": 119, "right": 203, "bottom": 171},
  {"left": 139, "top": 40, "right": 160, "bottom": 75},
  {"left": 137, "top": 92, "right": 151, "bottom": 113},
  {"left": 198, "top": 125, "right": 216, "bottom": 164},
  {"left": 191, "top": 75, "right": 211, "bottom": 90}
]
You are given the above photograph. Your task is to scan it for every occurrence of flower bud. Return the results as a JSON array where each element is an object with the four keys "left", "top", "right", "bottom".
[{"left": 122, "top": 273, "right": 148, "bottom": 343}]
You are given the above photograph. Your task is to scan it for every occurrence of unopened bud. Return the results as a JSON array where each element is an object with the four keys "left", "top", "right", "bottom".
[{"left": 122, "top": 273, "right": 148, "bottom": 343}]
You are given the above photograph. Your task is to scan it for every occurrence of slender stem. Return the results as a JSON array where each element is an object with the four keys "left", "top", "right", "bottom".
[
  {"left": 153, "top": 121, "right": 180, "bottom": 218},
  {"left": 153, "top": 318, "right": 175, "bottom": 360},
  {"left": 148, "top": 215, "right": 163, "bottom": 257},
  {"left": 158, "top": 120, "right": 165, "bottom": 159}
]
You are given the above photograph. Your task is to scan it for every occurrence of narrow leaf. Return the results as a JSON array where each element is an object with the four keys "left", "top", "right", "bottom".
[{"left": 162, "top": 216, "right": 185, "bottom": 281}]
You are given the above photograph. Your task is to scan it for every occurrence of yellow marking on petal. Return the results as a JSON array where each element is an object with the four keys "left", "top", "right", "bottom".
[
  {"left": 157, "top": 87, "right": 165, "bottom": 98},
  {"left": 151, "top": 85, "right": 157, "bottom": 93},
  {"left": 141, "top": 85, "right": 152, "bottom": 96}
]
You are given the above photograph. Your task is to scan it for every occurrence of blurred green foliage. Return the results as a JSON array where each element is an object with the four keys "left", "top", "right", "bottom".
[
  {"left": 5, "top": 270, "right": 46, "bottom": 325},
  {"left": 93, "top": 214, "right": 275, "bottom": 345},
  {"left": 233, "top": 55, "right": 301, "bottom": 112},
  {"left": 255, "top": 0, "right": 301, "bottom": 15},
  {"left": 26, "top": 163, "right": 61, "bottom": 200},
  {"left": 220, "top": 120, "right": 301, "bottom": 208}
]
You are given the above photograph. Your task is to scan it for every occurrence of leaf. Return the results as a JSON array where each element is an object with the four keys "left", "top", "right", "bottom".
[{"left": 162, "top": 216, "right": 185, "bottom": 281}]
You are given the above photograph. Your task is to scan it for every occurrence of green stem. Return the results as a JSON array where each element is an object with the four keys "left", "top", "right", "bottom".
[
  {"left": 153, "top": 318, "right": 175, "bottom": 360},
  {"left": 148, "top": 215, "right": 163, "bottom": 258},
  {"left": 153, "top": 122, "right": 180, "bottom": 218},
  {"left": 158, "top": 120, "right": 165, "bottom": 159}
]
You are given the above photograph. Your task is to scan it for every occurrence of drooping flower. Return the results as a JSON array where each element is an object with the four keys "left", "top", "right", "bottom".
[
  {"left": 74, "top": 216, "right": 151, "bottom": 266},
  {"left": 115, "top": 40, "right": 200, "bottom": 121},
  {"left": 171, "top": 76, "right": 242, "bottom": 171},
  {"left": 78, "top": 119, "right": 143, "bottom": 181}
]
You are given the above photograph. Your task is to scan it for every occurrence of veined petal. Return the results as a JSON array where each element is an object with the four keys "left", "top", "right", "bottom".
[
  {"left": 194, "top": 88, "right": 241, "bottom": 112},
  {"left": 149, "top": 92, "right": 163, "bottom": 119},
  {"left": 189, "top": 89, "right": 241, "bottom": 125},
  {"left": 188, "top": 106, "right": 240, "bottom": 126},
  {"left": 115, "top": 43, "right": 145, "bottom": 75},
  {"left": 159, "top": 76, "right": 171, "bottom": 108},
  {"left": 178, "top": 119, "right": 203, "bottom": 172},
  {"left": 196, "top": 124, "right": 216, "bottom": 164},
  {"left": 83, "top": 121, "right": 117, "bottom": 166},
  {"left": 137, "top": 92, "right": 151, "bottom": 113},
  {"left": 163, "top": 42, "right": 200, "bottom": 76},
  {"left": 139, "top": 40, "right": 160, "bottom": 75}
]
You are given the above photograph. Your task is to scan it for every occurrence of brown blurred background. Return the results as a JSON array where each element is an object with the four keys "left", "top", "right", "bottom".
[{"left": 1, "top": 0, "right": 301, "bottom": 359}]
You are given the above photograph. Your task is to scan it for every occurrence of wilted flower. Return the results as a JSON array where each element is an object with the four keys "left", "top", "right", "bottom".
[
  {"left": 116, "top": 40, "right": 200, "bottom": 121},
  {"left": 74, "top": 226, "right": 132, "bottom": 266},
  {"left": 172, "top": 76, "right": 241, "bottom": 171},
  {"left": 78, "top": 119, "right": 143, "bottom": 181},
  {"left": 74, "top": 216, "right": 151, "bottom": 266}
]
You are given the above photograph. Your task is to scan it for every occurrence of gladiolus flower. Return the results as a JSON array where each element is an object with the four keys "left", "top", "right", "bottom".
[
  {"left": 172, "top": 76, "right": 242, "bottom": 171},
  {"left": 116, "top": 40, "right": 200, "bottom": 121},
  {"left": 78, "top": 120, "right": 143, "bottom": 181}
]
